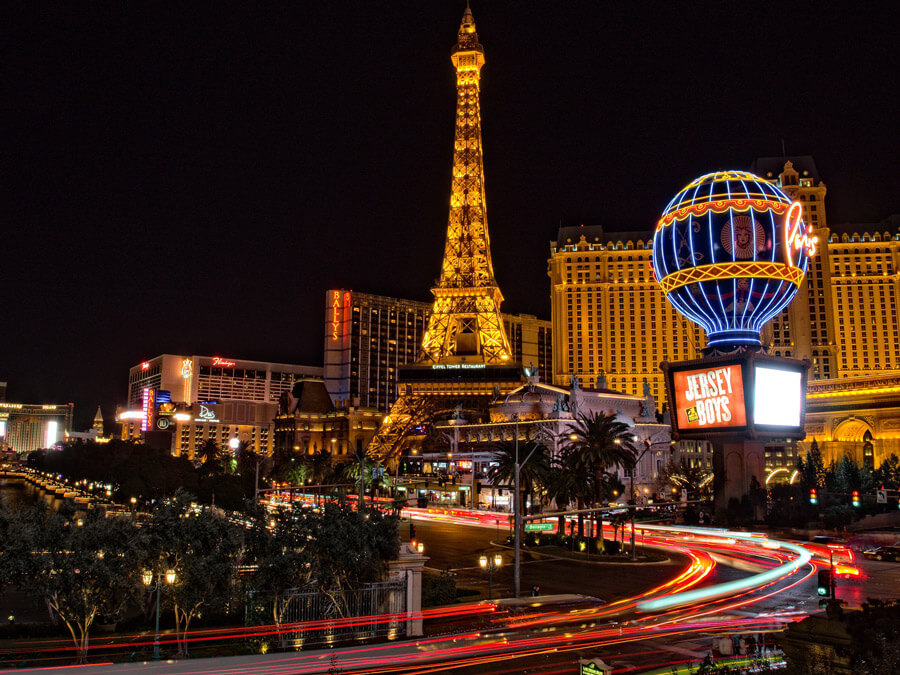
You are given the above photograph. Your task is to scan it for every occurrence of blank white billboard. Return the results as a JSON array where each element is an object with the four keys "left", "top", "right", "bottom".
[{"left": 753, "top": 365, "right": 802, "bottom": 427}]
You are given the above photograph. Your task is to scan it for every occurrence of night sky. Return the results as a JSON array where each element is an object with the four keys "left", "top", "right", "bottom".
[{"left": 5, "top": 3, "right": 899, "bottom": 428}]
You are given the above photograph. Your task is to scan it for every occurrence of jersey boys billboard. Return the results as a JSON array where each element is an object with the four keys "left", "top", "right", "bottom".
[
  {"left": 663, "top": 353, "right": 808, "bottom": 439},
  {"left": 673, "top": 365, "right": 747, "bottom": 430}
]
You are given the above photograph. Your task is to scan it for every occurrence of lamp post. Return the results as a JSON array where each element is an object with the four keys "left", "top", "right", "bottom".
[
  {"left": 142, "top": 568, "right": 176, "bottom": 660},
  {"left": 479, "top": 553, "right": 503, "bottom": 600},
  {"left": 355, "top": 442, "right": 366, "bottom": 512},
  {"left": 513, "top": 414, "right": 540, "bottom": 598}
]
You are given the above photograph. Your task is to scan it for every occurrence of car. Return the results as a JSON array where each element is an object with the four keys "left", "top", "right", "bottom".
[{"left": 863, "top": 546, "right": 900, "bottom": 562}]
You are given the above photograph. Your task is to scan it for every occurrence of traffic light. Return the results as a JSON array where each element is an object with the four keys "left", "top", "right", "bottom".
[
  {"left": 809, "top": 488, "right": 818, "bottom": 505},
  {"left": 817, "top": 569, "right": 832, "bottom": 597},
  {"left": 852, "top": 490, "right": 860, "bottom": 507}
]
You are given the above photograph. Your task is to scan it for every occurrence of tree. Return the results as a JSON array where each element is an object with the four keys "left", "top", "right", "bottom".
[
  {"left": 834, "top": 454, "right": 859, "bottom": 495},
  {"left": 235, "top": 442, "right": 264, "bottom": 502},
  {"left": 486, "top": 440, "right": 551, "bottom": 518},
  {"left": 546, "top": 449, "right": 594, "bottom": 537},
  {"left": 197, "top": 439, "right": 224, "bottom": 474},
  {"left": 545, "top": 453, "right": 582, "bottom": 534},
  {"left": 245, "top": 503, "right": 315, "bottom": 635},
  {"left": 25, "top": 439, "right": 199, "bottom": 501},
  {"left": 307, "top": 450, "right": 336, "bottom": 486},
  {"left": 305, "top": 502, "right": 399, "bottom": 614},
  {"left": 658, "top": 458, "right": 713, "bottom": 500},
  {"left": 804, "top": 440, "right": 826, "bottom": 489},
  {"left": 874, "top": 454, "right": 900, "bottom": 489},
  {"left": 0, "top": 506, "right": 146, "bottom": 664},
  {"left": 146, "top": 493, "right": 243, "bottom": 658},
  {"left": 558, "top": 412, "right": 637, "bottom": 507}
]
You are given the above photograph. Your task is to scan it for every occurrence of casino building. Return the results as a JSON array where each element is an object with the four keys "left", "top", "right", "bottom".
[
  {"left": 324, "top": 289, "right": 552, "bottom": 413},
  {"left": 803, "top": 373, "right": 900, "bottom": 467},
  {"left": 547, "top": 226, "right": 705, "bottom": 409},
  {"left": 119, "top": 355, "right": 322, "bottom": 458},
  {"left": 548, "top": 157, "right": 900, "bottom": 410},
  {"left": 0, "top": 401, "right": 74, "bottom": 455}
]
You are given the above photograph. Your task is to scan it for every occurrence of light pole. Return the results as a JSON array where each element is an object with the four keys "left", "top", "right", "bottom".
[
  {"left": 479, "top": 553, "right": 503, "bottom": 600},
  {"left": 629, "top": 436, "right": 671, "bottom": 560},
  {"left": 354, "top": 441, "right": 366, "bottom": 512},
  {"left": 142, "top": 567, "right": 176, "bottom": 660},
  {"left": 513, "top": 414, "right": 540, "bottom": 598}
]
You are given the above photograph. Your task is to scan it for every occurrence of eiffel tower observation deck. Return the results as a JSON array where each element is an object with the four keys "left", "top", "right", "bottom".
[{"left": 367, "top": 7, "right": 524, "bottom": 465}]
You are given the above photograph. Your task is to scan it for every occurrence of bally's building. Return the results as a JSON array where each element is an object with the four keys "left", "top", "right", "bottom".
[{"left": 324, "top": 289, "right": 552, "bottom": 413}]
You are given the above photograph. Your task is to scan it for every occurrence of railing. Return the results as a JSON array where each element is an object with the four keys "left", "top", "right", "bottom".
[{"left": 276, "top": 579, "right": 407, "bottom": 648}]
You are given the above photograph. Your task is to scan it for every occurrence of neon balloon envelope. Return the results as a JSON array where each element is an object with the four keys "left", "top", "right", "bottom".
[{"left": 652, "top": 171, "right": 816, "bottom": 349}]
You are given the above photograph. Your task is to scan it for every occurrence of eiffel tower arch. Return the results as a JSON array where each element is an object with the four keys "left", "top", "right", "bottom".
[{"left": 368, "top": 8, "right": 523, "bottom": 466}]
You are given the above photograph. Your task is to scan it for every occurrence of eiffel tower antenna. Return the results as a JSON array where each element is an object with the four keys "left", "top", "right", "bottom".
[{"left": 419, "top": 5, "right": 512, "bottom": 365}]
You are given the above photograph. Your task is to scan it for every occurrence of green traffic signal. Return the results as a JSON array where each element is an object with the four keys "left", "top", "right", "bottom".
[{"left": 816, "top": 569, "right": 831, "bottom": 597}]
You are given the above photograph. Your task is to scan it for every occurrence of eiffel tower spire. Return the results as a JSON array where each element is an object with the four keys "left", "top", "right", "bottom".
[{"left": 419, "top": 7, "right": 512, "bottom": 365}]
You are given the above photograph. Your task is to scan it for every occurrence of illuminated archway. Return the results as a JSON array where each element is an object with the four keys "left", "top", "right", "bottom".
[{"left": 832, "top": 418, "right": 874, "bottom": 443}]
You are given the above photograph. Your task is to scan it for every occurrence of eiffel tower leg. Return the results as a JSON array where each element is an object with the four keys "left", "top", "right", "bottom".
[{"left": 367, "top": 394, "right": 436, "bottom": 466}]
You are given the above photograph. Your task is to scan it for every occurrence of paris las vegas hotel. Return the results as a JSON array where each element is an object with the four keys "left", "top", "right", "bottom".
[{"left": 548, "top": 156, "right": 900, "bottom": 468}]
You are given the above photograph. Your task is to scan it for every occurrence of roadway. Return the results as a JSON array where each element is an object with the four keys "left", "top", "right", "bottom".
[
  {"left": 410, "top": 517, "right": 690, "bottom": 604},
  {"left": 5, "top": 517, "right": 899, "bottom": 674}
]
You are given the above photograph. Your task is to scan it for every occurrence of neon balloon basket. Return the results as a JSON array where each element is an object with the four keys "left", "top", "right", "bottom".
[{"left": 652, "top": 171, "right": 817, "bottom": 352}]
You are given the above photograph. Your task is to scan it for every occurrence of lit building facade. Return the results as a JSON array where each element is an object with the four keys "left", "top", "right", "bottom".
[
  {"left": 754, "top": 158, "right": 900, "bottom": 380},
  {"left": 120, "top": 355, "right": 322, "bottom": 459},
  {"left": 548, "top": 226, "right": 704, "bottom": 409},
  {"left": 754, "top": 157, "right": 835, "bottom": 378},
  {"left": 0, "top": 401, "right": 74, "bottom": 454},
  {"left": 127, "top": 354, "right": 322, "bottom": 408},
  {"left": 549, "top": 157, "right": 900, "bottom": 415},
  {"left": 425, "top": 380, "right": 670, "bottom": 508},
  {"left": 273, "top": 378, "right": 384, "bottom": 461},
  {"left": 324, "top": 289, "right": 551, "bottom": 413},
  {"left": 803, "top": 373, "right": 900, "bottom": 467}
]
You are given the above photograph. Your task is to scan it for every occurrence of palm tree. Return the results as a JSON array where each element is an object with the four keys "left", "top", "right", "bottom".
[
  {"left": 658, "top": 458, "right": 713, "bottom": 500},
  {"left": 487, "top": 441, "right": 551, "bottom": 521},
  {"left": 558, "top": 412, "right": 638, "bottom": 508},
  {"left": 306, "top": 450, "right": 335, "bottom": 486},
  {"left": 546, "top": 450, "right": 596, "bottom": 537},
  {"left": 197, "top": 439, "right": 223, "bottom": 474}
]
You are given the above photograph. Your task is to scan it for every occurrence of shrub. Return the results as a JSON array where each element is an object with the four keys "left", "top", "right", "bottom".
[
  {"left": 421, "top": 571, "right": 456, "bottom": 607},
  {"left": 603, "top": 539, "right": 621, "bottom": 555}
]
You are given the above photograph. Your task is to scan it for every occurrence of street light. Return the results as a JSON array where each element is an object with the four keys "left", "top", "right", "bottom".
[
  {"left": 143, "top": 568, "right": 176, "bottom": 660},
  {"left": 479, "top": 553, "right": 503, "bottom": 600},
  {"left": 513, "top": 414, "right": 541, "bottom": 598},
  {"left": 628, "top": 435, "right": 671, "bottom": 560}
]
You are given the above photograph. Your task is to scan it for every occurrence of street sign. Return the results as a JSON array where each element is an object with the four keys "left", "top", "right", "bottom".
[
  {"left": 524, "top": 522, "right": 554, "bottom": 532},
  {"left": 877, "top": 489, "right": 887, "bottom": 504}
]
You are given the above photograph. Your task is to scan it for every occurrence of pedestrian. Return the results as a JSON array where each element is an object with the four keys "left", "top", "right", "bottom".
[
  {"left": 409, "top": 522, "right": 416, "bottom": 540},
  {"left": 531, "top": 584, "right": 540, "bottom": 597}
]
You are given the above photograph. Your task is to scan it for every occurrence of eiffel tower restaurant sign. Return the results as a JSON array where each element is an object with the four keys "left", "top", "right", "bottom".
[{"left": 653, "top": 171, "right": 813, "bottom": 510}]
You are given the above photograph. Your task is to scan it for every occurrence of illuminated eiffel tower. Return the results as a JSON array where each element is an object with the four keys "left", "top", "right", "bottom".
[{"left": 368, "top": 7, "right": 521, "bottom": 465}]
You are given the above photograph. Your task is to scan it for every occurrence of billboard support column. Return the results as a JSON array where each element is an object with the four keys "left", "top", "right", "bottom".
[{"left": 714, "top": 439, "right": 766, "bottom": 521}]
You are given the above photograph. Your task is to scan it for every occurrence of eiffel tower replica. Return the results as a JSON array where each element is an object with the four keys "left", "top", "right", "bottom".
[{"left": 368, "top": 7, "right": 523, "bottom": 465}]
